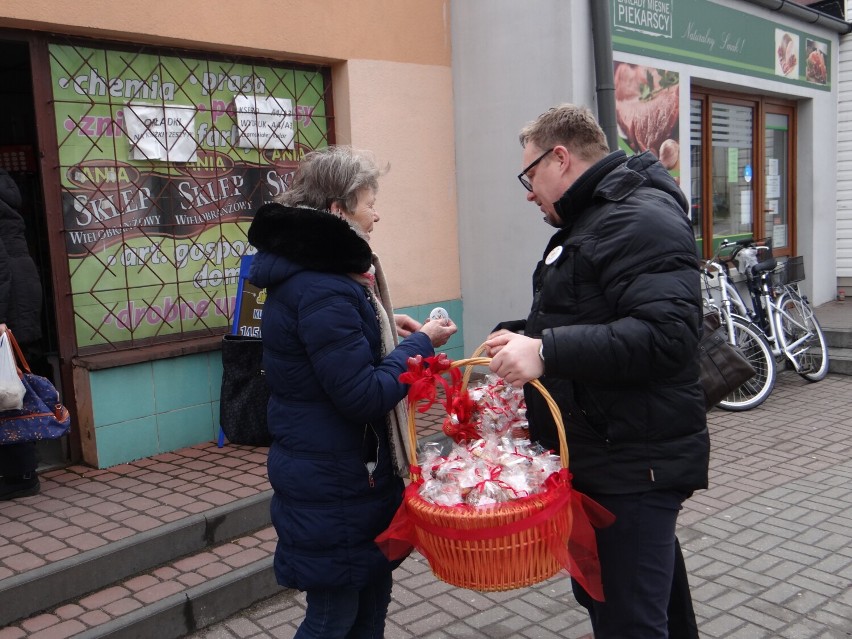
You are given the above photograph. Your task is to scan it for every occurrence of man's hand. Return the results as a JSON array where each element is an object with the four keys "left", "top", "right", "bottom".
[
  {"left": 483, "top": 329, "right": 512, "bottom": 356},
  {"left": 394, "top": 314, "right": 421, "bottom": 338},
  {"left": 485, "top": 332, "right": 543, "bottom": 387}
]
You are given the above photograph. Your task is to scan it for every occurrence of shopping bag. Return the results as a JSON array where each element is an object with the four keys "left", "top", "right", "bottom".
[
  {"left": 0, "top": 330, "right": 71, "bottom": 443},
  {"left": 698, "top": 313, "right": 756, "bottom": 410},
  {"left": 219, "top": 334, "right": 271, "bottom": 446},
  {"left": 0, "top": 332, "right": 26, "bottom": 411}
]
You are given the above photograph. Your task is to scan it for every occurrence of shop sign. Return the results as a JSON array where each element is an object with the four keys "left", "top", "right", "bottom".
[{"left": 611, "top": 0, "right": 831, "bottom": 91}]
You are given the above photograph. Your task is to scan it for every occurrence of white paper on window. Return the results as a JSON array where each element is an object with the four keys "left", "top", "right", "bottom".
[
  {"left": 124, "top": 103, "right": 198, "bottom": 162},
  {"left": 234, "top": 95, "right": 295, "bottom": 150}
]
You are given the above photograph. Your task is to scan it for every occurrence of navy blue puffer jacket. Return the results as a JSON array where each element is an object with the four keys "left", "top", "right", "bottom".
[{"left": 247, "top": 203, "right": 433, "bottom": 591}]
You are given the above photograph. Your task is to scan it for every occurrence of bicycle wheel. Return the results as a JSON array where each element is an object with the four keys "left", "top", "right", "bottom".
[
  {"left": 716, "top": 316, "right": 777, "bottom": 411},
  {"left": 775, "top": 293, "right": 829, "bottom": 382}
]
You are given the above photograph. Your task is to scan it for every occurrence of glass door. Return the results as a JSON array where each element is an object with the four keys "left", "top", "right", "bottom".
[
  {"left": 710, "top": 101, "right": 754, "bottom": 241},
  {"left": 690, "top": 98, "right": 704, "bottom": 248},
  {"left": 764, "top": 109, "right": 793, "bottom": 256}
]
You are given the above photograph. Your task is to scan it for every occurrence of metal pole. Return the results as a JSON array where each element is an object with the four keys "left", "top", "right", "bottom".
[{"left": 590, "top": 0, "right": 619, "bottom": 151}]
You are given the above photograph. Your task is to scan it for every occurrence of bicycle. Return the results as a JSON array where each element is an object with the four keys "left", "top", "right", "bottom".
[
  {"left": 700, "top": 246, "right": 777, "bottom": 411},
  {"left": 725, "top": 238, "right": 829, "bottom": 383}
]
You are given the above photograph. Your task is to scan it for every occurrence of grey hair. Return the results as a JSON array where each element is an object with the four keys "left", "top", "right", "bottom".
[
  {"left": 277, "top": 145, "right": 387, "bottom": 212},
  {"left": 519, "top": 103, "right": 610, "bottom": 162}
]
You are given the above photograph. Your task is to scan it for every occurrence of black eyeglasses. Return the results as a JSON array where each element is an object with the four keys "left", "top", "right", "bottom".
[{"left": 517, "top": 147, "right": 554, "bottom": 192}]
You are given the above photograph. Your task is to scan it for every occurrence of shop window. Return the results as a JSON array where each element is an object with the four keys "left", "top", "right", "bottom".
[
  {"left": 691, "top": 90, "right": 796, "bottom": 258},
  {"left": 48, "top": 39, "right": 333, "bottom": 354}
]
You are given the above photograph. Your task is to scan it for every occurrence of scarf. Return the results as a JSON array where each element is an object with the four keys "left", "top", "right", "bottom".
[{"left": 349, "top": 254, "right": 412, "bottom": 478}]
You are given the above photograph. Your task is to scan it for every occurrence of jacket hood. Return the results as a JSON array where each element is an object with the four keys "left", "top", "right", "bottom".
[
  {"left": 247, "top": 202, "right": 373, "bottom": 288},
  {"left": 0, "top": 170, "right": 22, "bottom": 211},
  {"left": 623, "top": 151, "right": 689, "bottom": 213},
  {"left": 554, "top": 150, "right": 688, "bottom": 225}
]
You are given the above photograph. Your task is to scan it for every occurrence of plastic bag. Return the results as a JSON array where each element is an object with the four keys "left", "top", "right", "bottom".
[
  {"left": 735, "top": 246, "right": 758, "bottom": 274},
  {"left": 0, "top": 333, "right": 26, "bottom": 411}
]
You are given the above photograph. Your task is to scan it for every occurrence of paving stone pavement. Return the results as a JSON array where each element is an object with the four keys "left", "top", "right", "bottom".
[
  {"left": 1, "top": 369, "right": 850, "bottom": 638},
  {"left": 186, "top": 370, "right": 852, "bottom": 639}
]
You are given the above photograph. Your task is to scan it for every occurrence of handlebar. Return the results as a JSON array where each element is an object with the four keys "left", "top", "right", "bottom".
[{"left": 714, "top": 237, "right": 770, "bottom": 261}]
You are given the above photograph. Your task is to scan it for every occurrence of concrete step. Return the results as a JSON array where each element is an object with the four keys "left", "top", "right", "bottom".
[
  {"left": 828, "top": 347, "right": 852, "bottom": 376},
  {"left": 2, "top": 522, "right": 289, "bottom": 639},
  {"left": 0, "top": 491, "right": 273, "bottom": 629},
  {"left": 822, "top": 326, "right": 852, "bottom": 349}
]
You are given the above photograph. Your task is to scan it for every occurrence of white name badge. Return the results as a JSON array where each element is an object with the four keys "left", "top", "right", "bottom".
[{"left": 545, "top": 245, "right": 563, "bottom": 265}]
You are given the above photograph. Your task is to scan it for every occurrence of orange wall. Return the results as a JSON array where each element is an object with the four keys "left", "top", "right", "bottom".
[
  {"left": 0, "top": 1, "right": 452, "bottom": 66},
  {"left": 338, "top": 60, "right": 459, "bottom": 306},
  {"left": 0, "top": 0, "right": 460, "bottom": 306}
]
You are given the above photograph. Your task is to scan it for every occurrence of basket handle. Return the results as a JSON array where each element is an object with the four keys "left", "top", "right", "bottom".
[
  {"left": 406, "top": 354, "right": 569, "bottom": 479},
  {"left": 458, "top": 342, "right": 488, "bottom": 391}
]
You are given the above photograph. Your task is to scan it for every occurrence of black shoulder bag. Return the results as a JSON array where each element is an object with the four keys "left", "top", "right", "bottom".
[{"left": 698, "top": 312, "right": 757, "bottom": 411}]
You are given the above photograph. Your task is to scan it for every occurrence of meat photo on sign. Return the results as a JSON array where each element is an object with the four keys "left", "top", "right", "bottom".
[
  {"left": 805, "top": 39, "right": 827, "bottom": 85},
  {"left": 613, "top": 62, "right": 680, "bottom": 181},
  {"left": 775, "top": 30, "right": 800, "bottom": 78}
]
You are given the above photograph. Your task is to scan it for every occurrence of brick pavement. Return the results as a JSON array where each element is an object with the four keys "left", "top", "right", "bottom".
[
  {"left": 186, "top": 371, "right": 852, "bottom": 639},
  {"left": 0, "top": 445, "right": 270, "bottom": 584},
  {"left": 1, "top": 371, "right": 850, "bottom": 637},
  {"left": 0, "top": 396, "right": 447, "bottom": 638}
]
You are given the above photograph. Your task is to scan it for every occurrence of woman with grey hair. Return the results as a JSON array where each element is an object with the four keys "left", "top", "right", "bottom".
[{"left": 248, "top": 146, "right": 456, "bottom": 638}]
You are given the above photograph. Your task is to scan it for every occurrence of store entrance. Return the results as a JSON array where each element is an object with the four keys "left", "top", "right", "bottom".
[
  {"left": 690, "top": 89, "right": 797, "bottom": 259},
  {"left": 0, "top": 38, "right": 66, "bottom": 468}
]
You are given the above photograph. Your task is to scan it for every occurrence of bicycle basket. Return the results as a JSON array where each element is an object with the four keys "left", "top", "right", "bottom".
[{"left": 772, "top": 256, "right": 805, "bottom": 286}]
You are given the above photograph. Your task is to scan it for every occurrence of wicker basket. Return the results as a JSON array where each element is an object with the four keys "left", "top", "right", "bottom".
[{"left": 403, "top": 356, "right": 573, "bottom": 592}]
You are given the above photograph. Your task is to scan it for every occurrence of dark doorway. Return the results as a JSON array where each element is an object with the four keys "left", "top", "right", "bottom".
[{"left": 0, "top": 38, "right": 66, "bottom": 468}]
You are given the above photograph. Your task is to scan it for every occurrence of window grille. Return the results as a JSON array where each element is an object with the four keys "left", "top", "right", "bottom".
[{"left": 48, "top": 38, "right": 332, "bottom": 354}]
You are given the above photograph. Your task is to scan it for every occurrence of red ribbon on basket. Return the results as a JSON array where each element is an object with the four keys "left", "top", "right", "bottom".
[
  {"left": 400, "top": 354, "right": 453, "bottom": 412},
  {"left": 375, "top": 469, "right": 615, "bottom": 601},
  {"left": 442, "top": 387, "right": 478, "bottom": 443},
  {"left": 400, "top": 353, "right": 480, "bottom": 442}
]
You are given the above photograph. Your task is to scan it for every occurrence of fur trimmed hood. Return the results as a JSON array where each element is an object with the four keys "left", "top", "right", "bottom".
[{"left": 247, "top": 202, "right": 373, "bottom": 275}]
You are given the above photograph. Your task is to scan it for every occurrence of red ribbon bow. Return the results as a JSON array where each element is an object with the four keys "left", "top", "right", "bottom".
[{"left": 400, "top": 354, "right": 453, "bottom": 413}]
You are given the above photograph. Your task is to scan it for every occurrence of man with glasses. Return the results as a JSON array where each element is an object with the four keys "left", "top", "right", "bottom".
[{"left": 485, "top": 104, "right": 708, "bottom": 638}]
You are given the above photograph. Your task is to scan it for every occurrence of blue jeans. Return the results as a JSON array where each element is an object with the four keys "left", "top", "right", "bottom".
[
  {"left": 572, "top": 490, "right": 695, "bottom": 639},
  {"left": 294, "top": 572, "right": 393, "bottom": 639}
]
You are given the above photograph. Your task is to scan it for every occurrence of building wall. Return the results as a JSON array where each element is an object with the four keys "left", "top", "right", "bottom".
[
  {"left": 838, "top": 0, "right": 852, "bottom": 283},
  {"left": 0, "top": 1, "right": 452, "bottom": 67},
  {"left": 452, "top": 0, "right": 841, "bottom": 354},
  {"left": 0, "top": 0, "right": 459, "bottom": 307},
  {"left": 0, "top": 1, "right": 462, "bottom": 466},
  {"left": 451, "top": 0, "right": 597, "bottom": 349}
]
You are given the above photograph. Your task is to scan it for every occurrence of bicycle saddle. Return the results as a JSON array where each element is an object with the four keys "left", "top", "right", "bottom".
[{"left": 750, "top": 257, "right": 777, "bottom": 277}]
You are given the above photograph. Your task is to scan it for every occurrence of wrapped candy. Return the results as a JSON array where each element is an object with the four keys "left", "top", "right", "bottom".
[
  {"left": 466, "top": 374, "right": 529, "bottom": 439},
  {"left": 408, "top": 355, "right": 559, "bottom": 508},
  {"left": 416, "top": 434, "right": 560, "bottom": 507}
]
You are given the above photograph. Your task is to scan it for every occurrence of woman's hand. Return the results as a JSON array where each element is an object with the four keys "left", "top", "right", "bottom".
[
  {"left": 418, "top": 318, "right": 457, "bottom": 348},
  {"left": 0, "top": 323, "right": 6, "bottom": 334},
  {"left": 394, "top": 314, "right": 421, "bottom": 338}
]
